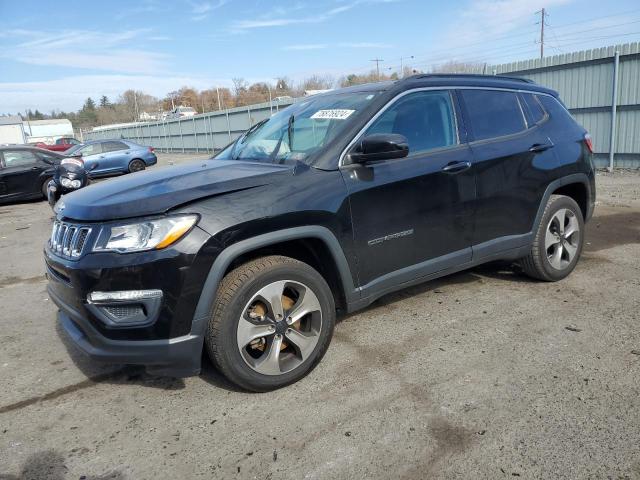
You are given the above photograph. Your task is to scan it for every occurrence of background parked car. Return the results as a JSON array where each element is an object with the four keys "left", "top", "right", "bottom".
[
  {"left": 36, "top": 137, "right": 81, "bottom": 152},
  {"left": 64, "top": 139, "right": 157, "bottom": 176},
  {"left": 0, "top": 146, "right": 64, "bottom": 203},
  {"left": 169, "top": 106, "right": 197, "bottom": 119}
]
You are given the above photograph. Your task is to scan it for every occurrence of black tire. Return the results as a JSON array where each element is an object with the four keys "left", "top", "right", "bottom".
[
  {"left": 128, "top": 159, "right": 146, "bottom": 173},
  {"left": 205, "top": 255, "right": 335, "bottom": 392},
  {"left": 41, "top": 178, "right": 51, "bottom": 199},
  {"left": 520, "top": 194, "right": 585, "bottom": 281}
]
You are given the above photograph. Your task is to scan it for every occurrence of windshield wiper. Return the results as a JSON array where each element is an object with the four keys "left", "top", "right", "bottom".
[
  {"left": 269, "top": 114, "right": 294, "bottom": 163},
  {"left": 231, "top": 118, "right": 269, "bottom": 159}
]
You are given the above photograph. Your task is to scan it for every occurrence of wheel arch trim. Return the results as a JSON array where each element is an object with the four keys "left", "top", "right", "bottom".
[
  {"left": 190, "top": 226, "right": 357, "bottom": 339},
  {"left": 533, "top": 173, "right": 593, "bottom": 233}
]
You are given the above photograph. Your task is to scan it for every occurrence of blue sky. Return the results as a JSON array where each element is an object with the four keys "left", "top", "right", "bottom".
[{"left": 1, "top": 0, "right": 639, "bottom": 113}]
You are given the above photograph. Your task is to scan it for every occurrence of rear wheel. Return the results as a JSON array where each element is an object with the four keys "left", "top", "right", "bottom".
[
  {"left": 205, "top": 255, "right": 335, "bottom": 392},
  {"left": 520, "top": 194, "right": 584, "bottom": 281},
  {"left": 128, "top": 159, "right": 146, "bottom": 173}
]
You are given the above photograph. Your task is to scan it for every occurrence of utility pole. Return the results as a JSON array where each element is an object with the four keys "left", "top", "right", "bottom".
[
  {"left": 400, "top": 56, "right": 414, "bottom": 77},
  {"left": 370, "top": 58, "right": 384, "bottom": 80},
  {"left": 536, "top": 8, "right": 547, "bottom": 59}
]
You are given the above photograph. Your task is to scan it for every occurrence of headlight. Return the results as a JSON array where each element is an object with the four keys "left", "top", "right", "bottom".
[
  {"left": 93, "top": 215, "right": 198, "bottom": 253},
  {"left": 60, "top": 177, "right": 82, "bottom": 189}
]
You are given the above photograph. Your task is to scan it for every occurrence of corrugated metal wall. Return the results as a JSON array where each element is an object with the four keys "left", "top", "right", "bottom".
[
  {"left": 86, "top": 99, "right": 295, "bottom": 153},
  {"left": 493, "top": 42, "right": 640, "bottom": 168},
  {"left": 86, "top": 42, "right": 640, "bottom": 168}
]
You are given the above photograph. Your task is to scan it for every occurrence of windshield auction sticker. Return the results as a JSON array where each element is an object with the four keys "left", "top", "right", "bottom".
[{"left": 310, "top": 109, "right": 355, "bottom": 120}]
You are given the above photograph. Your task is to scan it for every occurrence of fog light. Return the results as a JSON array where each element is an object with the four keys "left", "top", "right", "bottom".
[
  {"left": 88, "top": 290, "right": 162, "bottom": 303},
  {"left": 86, "top": 290, "right": 163, "bottom": 328}
]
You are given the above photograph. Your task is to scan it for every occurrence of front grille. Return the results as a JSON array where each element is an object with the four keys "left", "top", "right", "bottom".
[{"left": 49, "top": 221, "right": 92, "bottom": 259}]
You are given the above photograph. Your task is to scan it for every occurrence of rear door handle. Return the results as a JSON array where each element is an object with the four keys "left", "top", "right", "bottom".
[
  {"left": 442, "top": 161, "right": 471, "bottom": 173},
  {"left": 529, "top": 143, "right": 553, "bottom": 153}
]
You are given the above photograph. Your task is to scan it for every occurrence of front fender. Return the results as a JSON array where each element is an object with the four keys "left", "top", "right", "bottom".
[{"left": 188, "top": 226, "right": 358, "bottom": 341}]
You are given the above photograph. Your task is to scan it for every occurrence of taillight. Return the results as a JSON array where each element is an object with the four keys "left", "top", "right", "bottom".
[
  {"left": 149, "top": 146, "right": 155, "bottom": 152},
  {"left": 584, "top": 133, "right": 594, "bottom": 154}
]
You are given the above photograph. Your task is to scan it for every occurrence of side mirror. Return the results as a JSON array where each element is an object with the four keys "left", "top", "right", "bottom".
[{"left": 348, "top": 133, "right": 409, "bottom": 163}]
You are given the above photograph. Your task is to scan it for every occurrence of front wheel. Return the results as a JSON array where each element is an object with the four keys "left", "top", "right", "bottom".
[
  {"left": 205, "top": 255, "right": 335, "bottom": 392},
  {"left": 41, "top": 178, "right": 52, "bottom": 199},
  {"left": 520, "top": 194, "right": 585, "bottom": 281}
]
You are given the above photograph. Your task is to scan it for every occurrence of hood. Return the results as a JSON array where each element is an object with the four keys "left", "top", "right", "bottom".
[{"left": 58, "top": 159, "right": 293, "bottom": 221}]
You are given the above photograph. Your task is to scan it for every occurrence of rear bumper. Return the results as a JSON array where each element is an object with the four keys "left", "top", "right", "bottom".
[{"left": 49, "top": 284, "right": 203, "bottom": 377}]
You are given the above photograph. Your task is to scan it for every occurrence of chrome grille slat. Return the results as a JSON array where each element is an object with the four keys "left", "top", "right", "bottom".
[{"left": 49, "top": 221, "right": 92, "bottom": 260}]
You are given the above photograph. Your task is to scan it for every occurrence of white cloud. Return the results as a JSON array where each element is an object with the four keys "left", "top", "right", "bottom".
[
  {"left": 0, "top": 75, "right": 232, "bottom": 113},
  {"left": 229, "top": 0, "right": 400, "bottom": 32},
  {"left": 283, "top": 43, "right": 329, "bottom": 50},
  {"left": 444, "top": 0, "right": 574, "bottom": 47},
  {"left": 282, "top": 42, "right": 391, "bottom": 51},
  {"left": 1, "top": 29, "right": 169, "bottom": 74},
  {"left": 187, "top": 0, "right": 229, "bottom": 21},
  {"left": 338, "top": 42, "right": 392, "bottom": 48}
]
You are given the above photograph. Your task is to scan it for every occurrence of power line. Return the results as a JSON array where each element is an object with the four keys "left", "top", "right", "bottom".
[{"left": 357, "top": 10, "right": 640, "bottom": 74}]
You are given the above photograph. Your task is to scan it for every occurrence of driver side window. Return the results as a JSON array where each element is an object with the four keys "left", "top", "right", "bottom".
[{"left": 365, "top": 90, "right": 457, "bottom": 155}]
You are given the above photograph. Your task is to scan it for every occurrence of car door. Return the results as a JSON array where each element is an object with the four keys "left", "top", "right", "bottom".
[
  {"left": 76, "top": 143, "right": 104, "bottom": 172},
  {"left": 0, "top": 150, "right": 44, "bottom": 199},
  {"left": 459, "top": 89, "right": 555, "bottom": 253},
  {"left": 341, "top": 89, "right": 475, "bottom": 295},
  {"left": 100, "top": 141, "right": 131, "bottom": 172}
]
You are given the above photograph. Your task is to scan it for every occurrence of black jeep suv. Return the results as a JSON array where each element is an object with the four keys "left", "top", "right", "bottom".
[{"left": 45, "top": 74, "right": 595, "bottom": 391}]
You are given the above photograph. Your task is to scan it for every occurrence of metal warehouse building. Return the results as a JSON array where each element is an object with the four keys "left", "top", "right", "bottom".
[
  {"left": 86, "top": 42, "right": 640, "bottom": 169},
  {"left": 23, "top": 119, "right": 74, "bottom": 144},
  {"left": 0, "top": 116, "right": 26, "bottom": 145}
]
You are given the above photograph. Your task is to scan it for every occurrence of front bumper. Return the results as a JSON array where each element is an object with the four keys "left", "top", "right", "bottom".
[
  {"left": 44, "top": 224, "right": 215, "bottom": 376},
  {"left": 50, "top": 286, "right": 202, "bottom": 377}
]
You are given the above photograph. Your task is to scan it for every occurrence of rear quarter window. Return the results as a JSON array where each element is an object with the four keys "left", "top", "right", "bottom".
[
  {"left": 521, "top": 93, "right": 546, "bottom": 125},
  {"left": 537, "top": 95, "right": 576, "bottom": 123},
  {"left": 461, "top": 90, "right": 526, "bottom": 141}
]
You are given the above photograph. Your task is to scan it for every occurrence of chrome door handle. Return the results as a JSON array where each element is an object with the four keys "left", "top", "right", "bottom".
[
  {"left": 529, "top": 143, "right": 553, "bottom": 153},
  {"left": 442, "top": 161, "right": 471, "bottom": 173}
]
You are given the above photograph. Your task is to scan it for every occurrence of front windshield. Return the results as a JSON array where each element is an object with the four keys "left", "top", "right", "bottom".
[
  {"left": 65, "top": 144, "right": 83, "bottom": 155},
  {"left": 215, "top": 91, "right": 380, "bottom": 164}
]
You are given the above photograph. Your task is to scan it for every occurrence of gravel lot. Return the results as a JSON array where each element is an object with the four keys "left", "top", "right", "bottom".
[{"left": 0, "top": 154, "right": 638, "bottom": 479}]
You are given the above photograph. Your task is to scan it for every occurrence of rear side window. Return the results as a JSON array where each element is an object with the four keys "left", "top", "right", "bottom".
[
  {"left": 364, "top": 90, "right": 457, "bottom": 154},
  {"left": 521, "top": 93, "right": 546, "bottom": 125},
  {"left": 3, "top": 150, "right": 38, "bottom": 167},
  {"left": 461, "top": 90, "right": 526, "bottom": 141},
  {"left": 102, "top": 141, "right": 128, "bottom": 153}
]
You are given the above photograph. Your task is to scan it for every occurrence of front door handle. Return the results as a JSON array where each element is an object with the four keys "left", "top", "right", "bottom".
[
  {"left": 529, "top": 143, "right": 553, "bottom": 153},
  {"left": 442, "top": 161, "right": 472, "bottom": 173}
]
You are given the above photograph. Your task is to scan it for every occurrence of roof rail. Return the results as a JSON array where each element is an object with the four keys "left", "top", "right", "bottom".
[{"left": 407, "top": 73, "right": 534, "bottom": 84}]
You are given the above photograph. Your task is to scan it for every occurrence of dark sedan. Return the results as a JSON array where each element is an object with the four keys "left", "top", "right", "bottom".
[{"left": 0, "top": 146, "right": 64, "bottom": 203}]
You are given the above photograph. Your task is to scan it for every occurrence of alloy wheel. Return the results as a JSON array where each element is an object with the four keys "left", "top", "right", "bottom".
[
  {"left": 236, "top": 280, "right": 323, "bottom": 376},
  {"left": 545, "top": 208, "right": 580, "bottom": 270}
]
